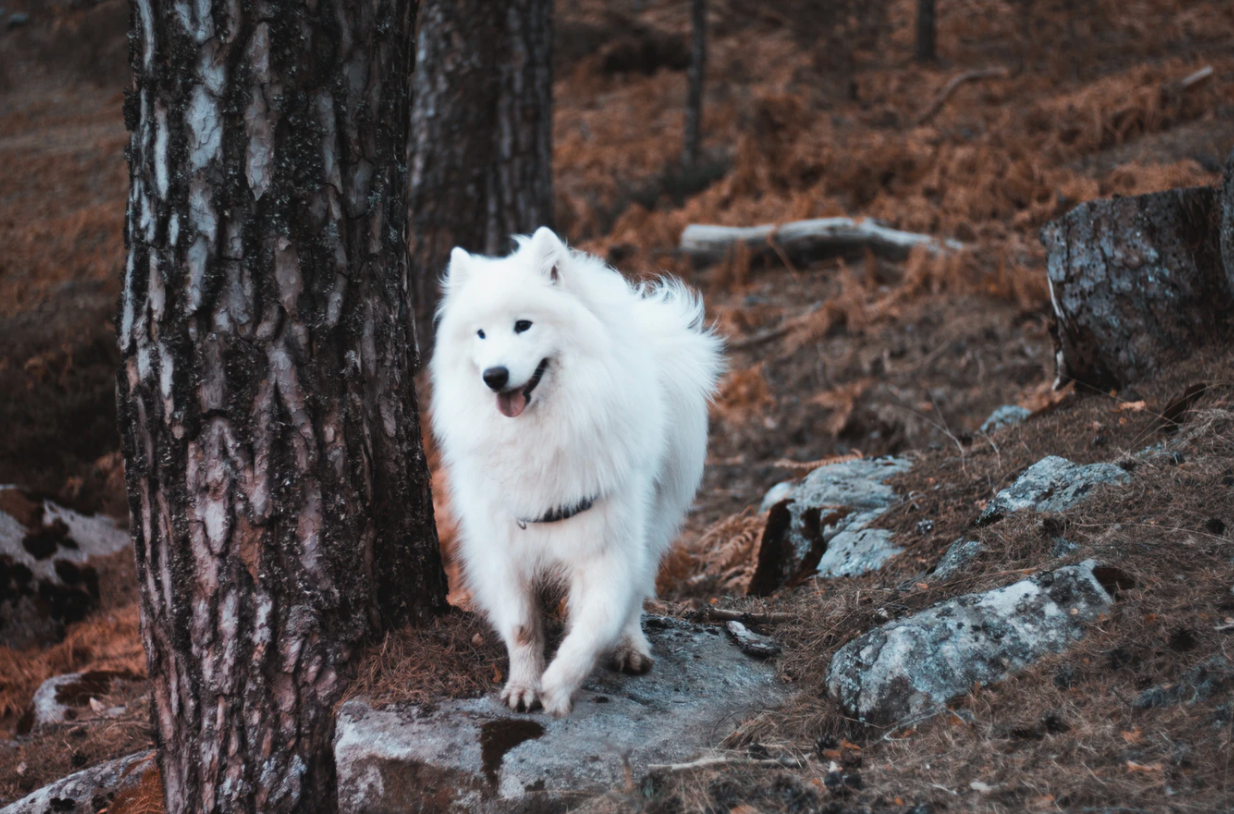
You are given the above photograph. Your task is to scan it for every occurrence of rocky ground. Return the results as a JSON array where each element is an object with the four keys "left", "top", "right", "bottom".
[{"left": 3, "top": 0, "right": 1234, "bottom": 812}]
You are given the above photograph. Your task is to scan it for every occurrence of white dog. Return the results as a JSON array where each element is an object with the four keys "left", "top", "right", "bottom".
[{"left": 430, "top": 227, "right": 723, "bottom": 717}]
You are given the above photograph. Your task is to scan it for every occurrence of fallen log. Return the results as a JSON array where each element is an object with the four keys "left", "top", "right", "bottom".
[
  {"left": 914, "top": 65, "right": 1011, "bottom": 127},
  {"left": 1040, "top": 185, "right": 1232, "bottom": 389},
  {"left": 680, "top": 217, "right": 963, "bottom": 268}
]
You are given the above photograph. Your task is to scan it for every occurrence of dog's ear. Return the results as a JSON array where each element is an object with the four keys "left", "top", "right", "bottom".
[
  {"left": 528, "top": 226, "right": 566, "bottom": 284},
  {"left": 443, "top": 246, "right": 471, "bottom": 291}
]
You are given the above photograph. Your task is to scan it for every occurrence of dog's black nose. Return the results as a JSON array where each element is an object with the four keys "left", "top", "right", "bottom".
[{"left": 483, "top": 366, "right": 509, "bottom": 392}]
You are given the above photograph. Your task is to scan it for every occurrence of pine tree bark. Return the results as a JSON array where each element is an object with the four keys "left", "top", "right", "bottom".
[
  {"left": 407, "top": 0, "right": 554, "bottom": 354},
  {"left": 682, "top": 0, "right": 706, "bottom": 168},
  {"left": 1040, "top": 187, "right": 1230, "bottom": 389},
  {"left": 118, "top": 0, "right": 447, "bottom": 811},
  {"left": 915, "top": 0, "right": 937, "bottom": 63}
]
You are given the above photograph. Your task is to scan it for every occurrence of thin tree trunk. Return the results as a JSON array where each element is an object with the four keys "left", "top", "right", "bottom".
[
  {"left": 407, "top": 0, "right": 553, "bottom": 355},
  {"left": 683, "top": 0, "right": 706, "bottom": 168},
  {"left": 915, "top": 0, "right": 936, "bottom": 63},
  {"left": 119, "top": 0, "right": 447, "bottom": 810}
]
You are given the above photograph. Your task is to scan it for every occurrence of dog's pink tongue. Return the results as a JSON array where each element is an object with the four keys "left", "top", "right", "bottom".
[{"left": 497, "top": 390, "right": 527, "bottom": 418}]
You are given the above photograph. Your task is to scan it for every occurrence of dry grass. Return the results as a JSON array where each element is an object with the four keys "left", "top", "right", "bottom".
[
  {"left": 558, "top": 0, "right": 1231, "bottom": 320},
  {"left": 0, "top": 604, "right": 144, "bottom": 726},
  {"left": 110, "top": 766, "right": 165, "bottom": 814},
  {"left": 2, "top": 0, "right": 1233, "bottom": 809},
  {"left": 661, "top": 509, "right": 769, "bottom": 597},
  {"left": 344, "top": 612, "right": 504, "bottom": 708},
  {"left": 643, "top": 351, "right": 1234, "bottom": 812}
]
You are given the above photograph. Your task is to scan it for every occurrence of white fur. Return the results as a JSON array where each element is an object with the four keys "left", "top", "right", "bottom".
[{"left": 430, "top": 227, "right": 723, "bottom": 716}]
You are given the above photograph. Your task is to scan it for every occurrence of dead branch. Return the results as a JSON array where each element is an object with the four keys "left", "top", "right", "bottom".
[
  {"left": 914, "top": 66, "right": 1010, "bottom": 126},
  {"left": 726, "top": 318, "right": 808, "bottom": 351},
  {"left": 648, "top": 754, "right": 807, "bottom": 773},
  {"left": 1179, "top": 65, "right": 1214, "bottom": 90},
  {"left": 1162, "top": 65, "right": 1213, "bottom": 99},
  {"left": 700, "top": 608, "right": 793, "bottom": 625},
  {"left": 681, "top": 218, "right": 964, "bottom": 269}
]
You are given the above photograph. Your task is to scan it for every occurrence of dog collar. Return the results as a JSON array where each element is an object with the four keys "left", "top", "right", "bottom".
[{"left": 516, "top": 496, "right": 597, "bottom": 529}]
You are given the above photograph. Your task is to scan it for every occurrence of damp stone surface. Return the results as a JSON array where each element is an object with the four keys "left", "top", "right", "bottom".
[{"left": 334, "top": 616, "right": 786, "bottom": 814}]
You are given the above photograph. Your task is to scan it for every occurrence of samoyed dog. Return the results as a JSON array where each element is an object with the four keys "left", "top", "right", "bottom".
[{"left": 430, "top": 227, "right": 723, "bottom": 717}]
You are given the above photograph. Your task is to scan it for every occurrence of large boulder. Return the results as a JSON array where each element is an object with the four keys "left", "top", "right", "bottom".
[
  {"left": 1040, "top": 185, "right": 1231, "bottom": 389},
  {"left": 0, "top": 487, "right": 131, "bottom": 647},
  {"left": 334, "top": 617, "right": 785, "bottom": 814},
  {"left": 749, "top": 457, "right": 912, "bottom": 594},
  {"left": 0, "top": 485, "right": 131, "bottom": 646},
  {"left": 0, "top": 752, "right": 152, "bottom": 814},
  {"left": 828, "top": 561, "right": 1114, "bottom": 726}
]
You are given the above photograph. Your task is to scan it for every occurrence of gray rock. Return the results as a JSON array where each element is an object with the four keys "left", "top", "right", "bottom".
[
  {"left": 979, "top": 405, "right": 1031, "bottom": 434},
  {"left": 817, "top": 524, "right": 902, "bottom": 578},
  {"left": 0, "top": 752, "right": 152, "bottom": 814},
  {"left": 827, "top": 561, "right": 1113, "bottom": 726},
  {"left": 1051, "top": 537, "right": 1080, "bottom": 558},
  {"left": 28, "top": 671, "right": 136, "bottom": 732},
  {"left": 759, "top": 481, "right": 795, "bottom": 513},
  {"left": 978, "top": 456, "right": 1129, "bottom": 525},
  {"left": 335, "top": 618, "right": 785, "bottom": 814},
  {"left": 0, "top": 487, "right": 130, "bottom": 648},
  {"left": 934, "top": 534, "right": 1081, "bottom": 582},
  {"left": 1134, "top": 656, "right": 1232, "bottom": 709},
  {"left": 750, "top": 457, "right": 912, "bottom": 593},
  {"left": 785, "top": 457, "right": 910, "bottom": 512},
  {"left": 5, "top": 11, "right": 27, "bottom": 29},
  {"left": 932, "top": 539, "right": 982, "bottom": 581}
]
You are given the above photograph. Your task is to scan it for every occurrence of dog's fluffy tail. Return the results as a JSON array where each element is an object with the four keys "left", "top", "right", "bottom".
[{"left": 636, "top": 278, "right": 726, "bottom": 403}]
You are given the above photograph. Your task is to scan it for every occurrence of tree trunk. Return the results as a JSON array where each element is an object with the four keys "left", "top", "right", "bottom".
[
  {"left": 915, "top": 0, "right": 936, "bottom": 63},
  {"left": 682, "top": 0, "right": 706, "bottom": 168},
  {"left": 1220, "top": 146, "right": 1234, "bottom": 295},
  {"left": 119, "top": 0, "right": 448, "bottom": 811},
  {"left": 407, "top": 0, "right": 554, "bottom": 354},
  {"left": 1040, "top": 187, "right": 1231, "bottom": 390}
]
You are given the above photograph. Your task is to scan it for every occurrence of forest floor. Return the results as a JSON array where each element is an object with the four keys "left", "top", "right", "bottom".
[{"left": 2, "top": 0, "right": 1234, "bottom": 810}]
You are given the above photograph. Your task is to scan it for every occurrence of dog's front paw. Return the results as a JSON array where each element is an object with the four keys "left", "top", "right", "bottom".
[
  {"left": 611, "top": 644, "right": 655, "bottom": 675},
  {"left": 500, "top": 682, "right": 542, "bottom": 713},
  {"left": 538, "top": 680, "right": 574, "bottom": 718}
]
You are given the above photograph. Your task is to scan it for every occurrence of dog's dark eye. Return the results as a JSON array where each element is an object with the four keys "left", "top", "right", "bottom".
[
  {"left": 514, "top": 320, "right": 532, "bottom": 334},
  {"left": 477, "top": 329, "right": 486, "bottom": 339}
]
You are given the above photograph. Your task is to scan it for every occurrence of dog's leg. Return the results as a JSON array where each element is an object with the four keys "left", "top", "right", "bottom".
[
  {"left": 539, "top": 553, "right": 639, "bottom": 717},
  {"left": 610, "top": 604, "right": 654, "bottom": 675},
  {"left": 468, "top": 555, "right": 544, "bottom": 712}
]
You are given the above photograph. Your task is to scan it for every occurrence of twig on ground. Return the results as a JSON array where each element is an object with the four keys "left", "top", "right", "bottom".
[
  {"left": 771, "top": 451, "right": 864, "bottom": 472},
  {"left": 648, "top": 754, "right": 807, "bottom": 773},
  {"left": 727, "top": 319, "right": 806, "bottom": 351},
  {"left": 914, "top": 66, "right": 1011, "bottom": 126},
  {"left": 699, "top": 608, "right": 793, "bottom": 625},
  {"left": 1163, "top": 65, "right": 1213, "bottom": 97}
]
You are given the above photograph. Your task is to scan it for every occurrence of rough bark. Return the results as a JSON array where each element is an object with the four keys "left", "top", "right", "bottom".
[
  {"left": 407, "top": 0, "right": 554, "bottom": 354},
  {"left": 915, "top": 0, "right": 936, "bottom": 63},
  {"left": 1221, "top": 147, "right": 1234, "bottom": 295},
  {"left": 682, "top": 0, "right": 706, "bottom": 168},
  {"left": 1040, "top": 187, "right": 1231, "bottom": 390},
  {"left": 119, "top": 0, "right": 448, "bottom": 811}
]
